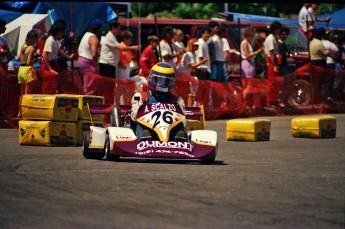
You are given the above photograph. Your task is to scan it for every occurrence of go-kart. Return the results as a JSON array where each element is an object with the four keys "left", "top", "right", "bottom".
[{"left": 82, "top": 102, "right": 217, "bottom": 164}]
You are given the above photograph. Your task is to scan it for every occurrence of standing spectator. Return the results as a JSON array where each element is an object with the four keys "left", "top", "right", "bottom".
[
  {"left": 176, "top": 38, "right": 207, "bottom": 77},
  {"left": 0, "top": 19, "right": 10, "bottom": 68},
  {"left": 116, "top": 30, "right": 136, "bottom": 105},
  {"left": 195, "top": 27, "right": 212, "bottom": 107},
  {"left": 310, "top": 27, "right": 334, "bottom": 105},
  {"left": 321, "top": 30, "right": 338, "bottom": 104},
  {"left": 173, "top": 29, "right": 185, "bottom": 50},
  {"left": 264, "top": 21, "right": 283, "bottom": 109},
  {"left": 298, "top": 3, "right": 314, "bottom": 40},
  {"left": 58, "top": 31, "right": 76, "bottom": 69},
  {"left": 55, "top": 19, "right": 77, "bottom": 94},
  {"left": 0, "top": 19, "right": 10, "bottom": 119},
  {"left": 278, "top": 27, "right": 291, "bottom": 76},
  {"left": 252, "top": 36, "right": 267, "bottom": 79},
  {"left": 308, "top": 4, "right": 331, "bottom": 28},
  {"left": 172, "top": 28, "right": 186, "bottom": 66},
  {"left": 211, "top": 26, "right": 228, "bottom": 82},
  {"left": 222, "top": 26, "right": 240, "bottom": 80},
  {"left": 207, "top": 21, "right": 220, "bottom": 70},
  {"left": 158, "top": 26, "right": 181, "bottom": 69},
  {"left": 99, "top": 20, "right": 139, "bottom": 78},
  {"left": 310, "top": 28, "right": 329, "bottom": 66},
  {"left": 17, "top": 30, "right": 39, "bottom": 117},
  {"left": 241, "top": 27, "right": 264, "bottom": 78},
  {"left": 77, "top": 19, "right": 104, "bottom": 95},
  {"left": 323, "top": 31, "right": 339, "bottom": 70},
  {"left": 195, "top": 26, "right": 211, "bottom": 80},
  {"left": 116, "top": 31, "right": 135, "bottom": 79},
  {"left": 41, "top": 20, "right": 73, "bottom": 94},
  {"left": 278, "top": 27, "right": 291, "bottom": 107},
  {"left": 56, "top": 19, "right": 77, "bottom": 71},
  {"left": 139, "top": 35, "right": 159, "bottom": 79},
  {"left": 334, "top": 35, "right": 345, "bottom": 103}
]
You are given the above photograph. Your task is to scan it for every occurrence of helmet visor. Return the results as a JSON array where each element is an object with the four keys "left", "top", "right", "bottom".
[{"left": 150, "top": 73, "right": 175, "bottom": 88}]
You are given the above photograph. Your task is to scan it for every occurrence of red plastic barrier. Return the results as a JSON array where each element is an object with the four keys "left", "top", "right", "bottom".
[{"left": 1, "top": 63, "right": 345, "bottom": 128}]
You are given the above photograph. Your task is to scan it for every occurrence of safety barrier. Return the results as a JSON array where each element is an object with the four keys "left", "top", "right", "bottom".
[{"left": 1, "top": 63, "right": 344, "bottom": 128}]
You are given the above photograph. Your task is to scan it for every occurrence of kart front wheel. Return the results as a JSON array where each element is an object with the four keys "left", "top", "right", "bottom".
[
  {"left": 82, "top": 131, "right": 105, "bottom": 160},
  {"left": 105, "top": 135, "right": 120, "bottom": 161},
  {"left": 200, "top": 156, "right": 215, "bottom": 164}
]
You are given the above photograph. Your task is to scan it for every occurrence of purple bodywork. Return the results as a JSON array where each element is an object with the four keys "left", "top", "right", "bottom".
[{"left": 109, "top": 140, "right": 217, "bottom": 160}]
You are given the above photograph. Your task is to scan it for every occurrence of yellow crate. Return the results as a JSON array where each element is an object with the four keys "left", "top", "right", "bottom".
[
  {"left": 19, "top": 120, "right": 77, "bottom": 146},
  {"left": 21, "top": 94, "right": 79, "bottom": 121},
  {"left": 291, "top": 115, "right": 336, "bottom": 138},
  {"left": 185, "top": 119, "right": 204, "bottom": 131},
  {"left": 60, "top": 94, "right": 105, "bottom": 120},
  {"left": 226, "top": 118, "right": 271, "bottom": 141},
  {"left": 185, "top": 105, "right": 206, "bottom": 131},
  {"left": 76, "top": 120, "right": 104, "bottom": 146}
]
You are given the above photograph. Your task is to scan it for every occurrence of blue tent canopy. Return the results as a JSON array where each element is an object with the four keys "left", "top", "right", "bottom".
[
  {"left": 0, "top": 1, "right": 117, "bottom": 38},
  {"left": 222, "top": 12, "right": 299, "bottom": 26},
  {"left": 0, "top": 9, "right": 23, "bottom": 23},
  {"left": 315, "top": 7, "right": 345, "bottom": 29}
]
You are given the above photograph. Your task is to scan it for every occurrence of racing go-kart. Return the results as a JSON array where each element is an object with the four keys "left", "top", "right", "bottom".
[{"left": 82, "top": 102, "right": 218, "bottom": 164}]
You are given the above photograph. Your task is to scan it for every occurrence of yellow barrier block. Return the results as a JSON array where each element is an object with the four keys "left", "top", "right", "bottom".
[
  {"left": 19, "top": 120, "right": 77, "bottom": 146},
  {"left": 226, "top": 118, "right": 271, "bottom": 141},
  {"left": 291, "top": 115, "right": 336, "bottom": 138},
  {"left": 21, "top": 94, "right": 79, "bottom": 121},
  {"left": 60, "top": 94, "right": 105, "bottom": 120},
  {"left": 76, "top": 120, "right": 104, "bottom": 146},
  {"left": 185, "top": 105, "right": 206, "bottom": 131},
  {"left": 185, "top": 119, "right": 204, "bottom": 131}
]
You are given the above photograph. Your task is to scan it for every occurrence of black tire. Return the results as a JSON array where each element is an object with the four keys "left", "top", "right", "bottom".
[
  {"left": 200, "top": 143, "right": 217, "bottom": 164},
  {"left": 287, "top": 79, "right": 313, "bottom": 107},
  {"left": 200, "top": 157, "right": 215, "bottom": 164},
  {"left": 110, "top": 105, "right": 122, "bottom": 127},
  {"left": 82, "top": 131, "right": 105, "bottom": 160},
  {"left": 105, "top": 135, "right": 120, "bottom": 161}
]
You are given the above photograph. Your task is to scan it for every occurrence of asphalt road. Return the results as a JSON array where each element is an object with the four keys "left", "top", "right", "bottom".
[{"left": 0, "top": 114, "right": 344, "bottom": 229}]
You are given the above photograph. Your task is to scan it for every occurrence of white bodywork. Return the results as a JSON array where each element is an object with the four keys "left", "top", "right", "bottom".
[
  {"left": 89, "top": 125, "right": 217, "bottom": 150},
  {"left": 89, "top": 126, "right": 137, "bottom": 150},
  {"left": 107, "top": 127, "right": 137, "bottom": 150},
  {"left": 89, "top": 126, "right": 107, "bottom": 149},
  {"left": 190, "top": 130, "right": 217, "bottom": 146}
]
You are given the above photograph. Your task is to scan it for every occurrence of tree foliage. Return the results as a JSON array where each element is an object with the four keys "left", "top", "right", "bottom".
[{"left": 131, "top": 3, "right": 344, "bottom": 19}]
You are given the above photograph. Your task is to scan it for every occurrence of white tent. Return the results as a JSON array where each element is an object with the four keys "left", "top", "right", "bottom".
[{"left": 2, "top": 14, "right": 50, "bottom": 58}]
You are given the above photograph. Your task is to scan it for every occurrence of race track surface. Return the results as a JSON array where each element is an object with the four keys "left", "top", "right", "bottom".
[{"left": 0, "top": 114, "right": 344, "bottom": 229}]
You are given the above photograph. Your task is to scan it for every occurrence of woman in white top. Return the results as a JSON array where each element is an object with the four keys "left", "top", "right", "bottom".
[
  {"left": 240, "top": 27, "right": 264, "bottom": 78},
  {"left": 77, "top": 19, "right": 104, "bottom": 95}
]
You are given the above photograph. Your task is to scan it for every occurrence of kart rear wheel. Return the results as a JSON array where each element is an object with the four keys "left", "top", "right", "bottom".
[
  {"left": 82, "top": 131, "right": 105, "bottom": 160},
  {"left": 105, "top": 135, "right": 120, "bottom": 161},
  {"left": 110, "top": 105, "right": 122, "bottom": 127}
]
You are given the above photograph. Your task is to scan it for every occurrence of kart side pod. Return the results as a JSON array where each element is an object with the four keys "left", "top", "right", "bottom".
[
  {"left": 89, "top": 126, "right": 107, "bottom": 149},
  {"left": 190, "top": 130, "right": 217, "bottom": 146}
]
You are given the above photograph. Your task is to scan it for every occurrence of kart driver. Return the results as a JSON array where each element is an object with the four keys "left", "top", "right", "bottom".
[{"left": 130, "top": 62, "right": 187, "bottom": 141}]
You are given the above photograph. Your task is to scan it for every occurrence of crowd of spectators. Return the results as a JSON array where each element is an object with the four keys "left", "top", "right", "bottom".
[{"left": 0, "top": 9, "right": 344, "bottom": 116}]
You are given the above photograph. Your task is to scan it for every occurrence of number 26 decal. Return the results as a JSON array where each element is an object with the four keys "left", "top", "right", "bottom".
[{"left": 151, "top": 111, "right": 173, "bottom": 129}]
